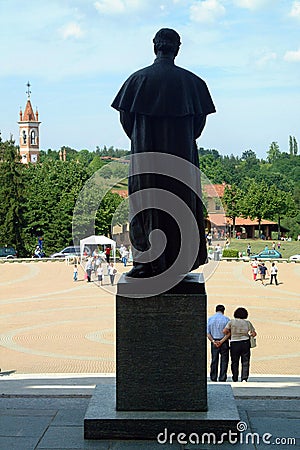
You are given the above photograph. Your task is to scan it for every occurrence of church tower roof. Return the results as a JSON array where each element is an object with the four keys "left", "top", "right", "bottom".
[{"left": 22, "top": 99, "right": 36, "bottom": 122}]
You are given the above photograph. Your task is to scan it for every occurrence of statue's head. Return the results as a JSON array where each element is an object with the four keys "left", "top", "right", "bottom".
[{"left": 153, "top": 28, "right": 181, "bottom": 57}]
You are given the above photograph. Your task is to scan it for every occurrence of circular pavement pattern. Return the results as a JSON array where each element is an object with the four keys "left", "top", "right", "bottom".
[{"left": 0, "top": 258, "right": 299, "bottom": 375}]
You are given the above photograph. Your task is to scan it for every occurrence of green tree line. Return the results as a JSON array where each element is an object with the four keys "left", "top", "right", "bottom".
[
  {"left": 0, "top": 140, "right": 125, "bottom": 256},
  {"left": 199, "top": 139, "right": 300, "bottom": 239},
  {"left": 0, "top": 138, "right": 299, "bottom": 256}
]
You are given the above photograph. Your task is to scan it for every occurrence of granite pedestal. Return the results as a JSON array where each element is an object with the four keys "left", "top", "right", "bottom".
[
  {"left": 116, "top": 273, "right": 207, "bottom": 411},
  {"left": 84, "top": 273, "right": 239, "bottom": 439}
]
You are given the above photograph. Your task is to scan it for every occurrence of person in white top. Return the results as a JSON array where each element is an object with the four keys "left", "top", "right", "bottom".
[
  {"left": 270, "top": 262, "right": 279, "bottom": 285},
  {"left": 96, "top": 265, "right": 103, "bottom": 286},
  {"left": 223, "top": 307, "right": 256, "bottom": 382},
  {"left": 251, "top": 258, "right": 258, "bottom": 281},
  {"left": 108, "top": 263, "right": 117, "bottom": 285}
]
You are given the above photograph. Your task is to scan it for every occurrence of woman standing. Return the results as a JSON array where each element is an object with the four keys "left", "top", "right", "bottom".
[{"left": 223, "top": 307, "right": 256, "bottom": 382}]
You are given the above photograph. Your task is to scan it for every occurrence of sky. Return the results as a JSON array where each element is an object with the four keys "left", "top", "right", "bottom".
[{"left": 0, "top": 0, "right": 299, "bottom": 159}]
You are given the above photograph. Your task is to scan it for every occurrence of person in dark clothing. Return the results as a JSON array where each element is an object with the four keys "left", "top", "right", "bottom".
[{"left": 112, "top": 28, "right": 215, "bottom": 278}]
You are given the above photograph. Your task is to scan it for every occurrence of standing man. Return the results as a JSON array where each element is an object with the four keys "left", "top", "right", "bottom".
[
  {"left": 112, "top": 28, "right": 215, "bottom": 278},
  {"left": 207, "top": 305, "right": 230, "bottom": 382}
]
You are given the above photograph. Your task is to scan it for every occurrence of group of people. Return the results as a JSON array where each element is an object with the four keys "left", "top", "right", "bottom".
[
  {"left": 207, "top": 305, "right": 257, "bottom": 382},
  {"left": 73, "top": 255, "right": 117, "bottom": 286},
  {"left": 251, "top": 258, "right": 279, "bottom": 285}
]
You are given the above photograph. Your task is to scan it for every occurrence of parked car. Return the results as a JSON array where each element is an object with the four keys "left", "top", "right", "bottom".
[
  {"left": 0, "top": 246, "right": 17, "bottom": 259},
  {"left": 50, "top": 246, "right": 81, "bottom": 258},
  {"left": 251, "top": 249, "right": 282, "bottom": 259},
  {"left": 289, "top": 254, "right": 300, "bottom": 261}
]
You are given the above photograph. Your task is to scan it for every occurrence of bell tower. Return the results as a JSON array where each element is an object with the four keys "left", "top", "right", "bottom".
[{"left": 18, "top": 82, "right": 41, "bottom": 164}]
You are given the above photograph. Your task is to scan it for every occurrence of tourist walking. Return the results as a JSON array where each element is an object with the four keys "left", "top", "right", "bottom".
[
  {"left": 96, "top": 264, "right": 103, "bottom": 286},
  {"left": 223, "top": 307, "right": 256, "bottom": 382},
  {"left": 108, "top": 263, "right": 117, "bottom": 285},
  {"left": 105, "top": 246, "right": 111, "bottom": 264},
  {"left": 73, "top": 264, "right": 78, "bottom": 282},
  {"left": 251, "top": 258, "right": 259, "bottom": 281},
  {"left": 207, "top": 305, "right": 230, "bottom": 382},
  {"left": 85, "top": 257, "right": 93, "bottom": 282},
  {"left": 270, "top": 262, "right": 279, "bottom": 285},
  {"left": 246, "top": 244, "right": 251, "bottom": 257},
  {"left": 259, "top": 262, "right": 268, "bottom": 286}
]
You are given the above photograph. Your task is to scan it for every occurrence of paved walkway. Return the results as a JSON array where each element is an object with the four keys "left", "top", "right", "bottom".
[
  {"left": 0, "top": 375, "right": 299, "bottom": 449},
  {"left": 0, "top": 259, "right": 299, "bottom": 448},
  {"left": 0, "top": 259, "right": 299, "bottom": 375}
]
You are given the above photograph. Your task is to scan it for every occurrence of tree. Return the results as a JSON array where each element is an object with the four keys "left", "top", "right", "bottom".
[
  {"left": 293, "top": 136, "right": 298, "bottom": 156},
  {"left": 266, "top": 185, "right": 296, "bottom": 238},
  {"left": 222, "top": 184, "right": 243, "bottom": 237},
  {"left": 23, "top": 160, "right": 89, "bottom": 255},
  {"left": 241, "top": 180, "right": 271, "bottom": 237},
  {"left": 0, "top": 140, "right": 26, "bottom": 254},
  {"left": 241, "top": 149, "right": 257, "bottom": 161},
  {"left": 289, "top": 136, "right": 293, "bottom": 155},
  {"left": 267, "top": 142, "right": 281, "bottom": 163}
]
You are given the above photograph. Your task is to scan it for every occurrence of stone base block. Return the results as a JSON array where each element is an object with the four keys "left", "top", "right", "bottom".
[
  {"left": 84, "top": 383, "right": 240, "bottom": 440},
  {"left": 116, "top": 273, "right": 207, "bottom": 411}
]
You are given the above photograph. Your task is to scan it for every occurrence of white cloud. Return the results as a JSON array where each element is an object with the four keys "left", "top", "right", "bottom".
[
  {"left": 284, "top": 48, "right": 300, "bottom": 62},
  {"left": 255, "top": 51, "right": 277, "bottom": 67},
  {"left": 94, "top": 0, "right": 141, "bottom": 15},
  {"left": 289, "top": 1, "right": 300, "bottom": 19},
  {"left": 233, "top": 0, "right": 273, "bottom": 10},
  {"left": 190, "top": 0, "right": 226, "bottom": 23},
  {"left": 60, "top": 22, "right": 84, "bottom": 39}
]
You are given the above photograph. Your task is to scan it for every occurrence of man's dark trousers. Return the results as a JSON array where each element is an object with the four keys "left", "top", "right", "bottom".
[{"left": 210, "top": 340, "right": 229, "bottom": 381}]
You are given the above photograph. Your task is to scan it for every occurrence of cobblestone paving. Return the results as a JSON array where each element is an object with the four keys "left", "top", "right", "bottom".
[{"left": 0, "top": 259, "right": 299, "bottom": 375}]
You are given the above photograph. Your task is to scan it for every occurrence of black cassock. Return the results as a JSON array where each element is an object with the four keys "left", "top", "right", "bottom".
[{"left": 112, "top": 56, "right": 216, "bottom": 276}]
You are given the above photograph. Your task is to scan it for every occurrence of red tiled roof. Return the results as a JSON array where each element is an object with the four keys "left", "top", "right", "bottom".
[
  {"left": 232, "top": 217, "right": 277, "bottom": 226},
  {"left": 207, "top": 213, "right": 227, "bottom": 226},
  {"left": 207, "top": 214, "right": 277, "bottom": 227},
  {"left": 203, "top": 183, "right": 227, "bottom": 198},
  {"left": 111, "top": 189, "right": 128, "bottom": 198},
  {"left": 22, "top": 100, "right": 36, "bottom": 121}
]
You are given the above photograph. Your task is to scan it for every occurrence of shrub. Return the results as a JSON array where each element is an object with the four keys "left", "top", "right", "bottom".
[{"left": 222, "top": 249, "right": 239, "bottom": 258}]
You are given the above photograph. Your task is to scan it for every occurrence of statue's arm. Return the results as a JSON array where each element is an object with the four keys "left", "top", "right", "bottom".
[
  {"left": 194, "top": 115, "right": 207, "bottom": 139},
  {"left": 120, "top": 111, "right": 134, "bottom": 139}
]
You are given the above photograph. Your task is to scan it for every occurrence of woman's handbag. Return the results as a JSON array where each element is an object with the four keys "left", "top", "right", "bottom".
[
  {"left": 247, "top": 320, "right": 257, "bottom": 348},
  {"left": 250, "top": 336, "right": 257, "bottom": 348}
]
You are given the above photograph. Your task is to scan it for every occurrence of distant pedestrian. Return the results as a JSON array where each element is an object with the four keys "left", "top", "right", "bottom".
[
  {"left": 105, "top": 246, "right": 111, "bottom": 264},
  {"left": 258, "top": 262, "right": 268, "bottom": 286},
  {"left": 108, "top": 263, "right": 117, "bottom": 285},
  {"left": 270, "top": 262, "right": 279, "bottom": 285},
  {"left": 121, "top": 248, "right": 129, "bottom": 267},
  {"left": 207, "top": 305, "right": 230, "bottom": 382},
  {"left": 97, "top": 265, "right": 103, "bottom": 286},
  {"left": 85, "top": 257, "right": 93, "bottom": 282},
  {"left": 207, "top": 233, "right": 212, "bottom": 246},
  {"left": 246, "top": 244, "right": 251, "bottom": 257},
  {"left": 223, "top": 307, "right": 257, "bottom": 382},
  {"left": 73, "top": 265, "right": 78, "bottom": 282},
  {"left": 251, "top": 258, "right": 259, "bottom": 281}
]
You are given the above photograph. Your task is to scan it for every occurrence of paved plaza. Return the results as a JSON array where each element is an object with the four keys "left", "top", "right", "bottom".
[
  {"left": 0, "top": 259, "right": 299, "bottom": 376},
  {"left": 0, "top": 259, "right": 299, "bottom": 449}
]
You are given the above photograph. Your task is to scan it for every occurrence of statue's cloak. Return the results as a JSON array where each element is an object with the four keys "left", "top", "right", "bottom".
[{"left": 112, "top": 56, "right": 216, "bottom": 274}]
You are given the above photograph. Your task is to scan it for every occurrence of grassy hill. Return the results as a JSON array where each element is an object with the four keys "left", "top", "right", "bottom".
[{"left": 223, "top": 239, "right": 300, "bottom": 259}]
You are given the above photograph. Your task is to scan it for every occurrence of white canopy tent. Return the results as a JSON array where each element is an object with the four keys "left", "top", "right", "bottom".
[{"left": 80, "top": 235, "right": 116, "bottom": 263}]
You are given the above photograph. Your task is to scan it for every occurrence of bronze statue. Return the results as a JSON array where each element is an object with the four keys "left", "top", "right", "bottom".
[{"left": 112, "top": 28, "right": 215, "bottom": 278}]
